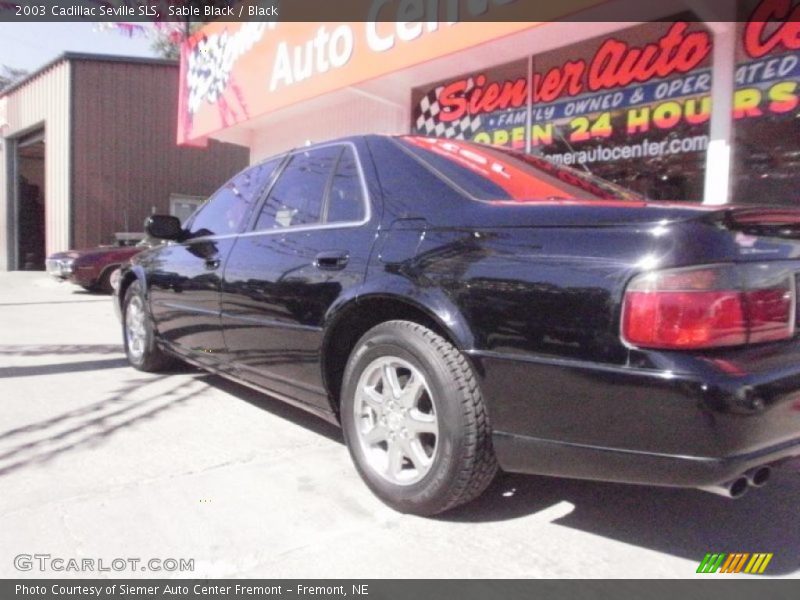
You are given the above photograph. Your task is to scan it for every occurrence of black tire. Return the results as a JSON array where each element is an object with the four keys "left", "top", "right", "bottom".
[
  {"left": 340, "top": 320, "right": 497, "bottom": 516},
  {"left": 95, "top": 267, "right": 116, "bottom": 294},
  {"left": 122, "top": 280, "right": 175, "bottom": 372}
]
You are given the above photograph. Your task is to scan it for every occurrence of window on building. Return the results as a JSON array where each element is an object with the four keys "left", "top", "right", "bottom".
[{"left": 169, "top": 194, "right": 205, "bottom": 225}]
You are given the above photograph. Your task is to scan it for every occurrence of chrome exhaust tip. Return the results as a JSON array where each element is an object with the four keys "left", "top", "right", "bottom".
[
  {"left": 744, "top": 465, "right": 771, "bottom": 488},
  {"left": 698, "top": 476, "right": 749, "bottom": 499}
]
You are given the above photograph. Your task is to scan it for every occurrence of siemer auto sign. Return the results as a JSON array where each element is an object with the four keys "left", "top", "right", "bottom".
[{"left": 177, "top": 0, "right": 607, "bottom": 143}]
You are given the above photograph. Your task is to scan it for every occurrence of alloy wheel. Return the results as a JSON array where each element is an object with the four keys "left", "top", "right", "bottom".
[
  {"left": 125, "top": 295, "right": 147, "bottom": 360},
  {"left": 353, "top": 356, "right": 439, "bottom": 486}
]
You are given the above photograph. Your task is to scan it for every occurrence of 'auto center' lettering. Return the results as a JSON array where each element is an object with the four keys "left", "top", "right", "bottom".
[
  {"left": 269, "top": 25, "right": 355, "bottom": 91},
  {"left": 365, "top": 0, "right": 516, "bottom": 52},
  {"left": 269, "top": 0, "right": 519, "bottom": 92}
]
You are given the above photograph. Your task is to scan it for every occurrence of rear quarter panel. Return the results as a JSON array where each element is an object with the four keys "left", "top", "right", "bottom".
[{"left": 364, "top": 136, "right": 800, "bottom": 457}]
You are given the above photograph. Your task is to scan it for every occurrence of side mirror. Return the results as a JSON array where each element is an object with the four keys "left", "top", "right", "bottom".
[{"left": 145, "top": 215, "right": 183, "bottom": 241}]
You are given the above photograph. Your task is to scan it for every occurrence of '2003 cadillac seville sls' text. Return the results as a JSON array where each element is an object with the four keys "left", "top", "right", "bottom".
[{"left": 114, "top": 135, "right": 800, "bottom": 515}]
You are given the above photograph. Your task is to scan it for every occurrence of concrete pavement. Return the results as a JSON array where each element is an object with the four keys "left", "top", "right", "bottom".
[{"left": 1, "top": 272, "right": 798, "bottom": 578}]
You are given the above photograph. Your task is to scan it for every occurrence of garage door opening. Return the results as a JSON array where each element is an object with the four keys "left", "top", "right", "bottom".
[{"left": 15, "top": 130, "right": 45, "bottom": 270}]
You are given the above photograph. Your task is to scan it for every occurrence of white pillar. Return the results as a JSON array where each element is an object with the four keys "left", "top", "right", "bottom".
[{"left": 702, "top": 21, "right": 736, "bottom": 205}]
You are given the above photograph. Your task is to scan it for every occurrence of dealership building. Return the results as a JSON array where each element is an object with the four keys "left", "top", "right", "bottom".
[
  {"left": 0, "top": 54, "right": 248, "bottom": 271},
  {"left": 178, "top": 0, "right": 799, "bottom": 207}
]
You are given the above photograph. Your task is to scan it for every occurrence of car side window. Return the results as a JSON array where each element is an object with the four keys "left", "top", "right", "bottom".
[
  {"left": 325, "top": 147, "right": 365, "bottom": 224},
  {"left": 254, "top": 146, "right": 340, "bottom": 230},
  {"left": 187, "top": 159, "right": 280, "bottom": 237}
]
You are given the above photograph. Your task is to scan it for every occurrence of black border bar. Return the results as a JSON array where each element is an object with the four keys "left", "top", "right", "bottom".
[
  {"left": 0, "top": 0, "right": 794, "bottom": 23},
  {"left": 3, "top": 580, "right": 800, "bottom": 600}
]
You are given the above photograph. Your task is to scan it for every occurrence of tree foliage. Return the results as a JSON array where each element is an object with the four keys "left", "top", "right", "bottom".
[
  {"left": 0, "top": 65, "right": 27, "bottom": 93},
  {"left": 150, "top": 22, "right": 204, "bottom": 60}
]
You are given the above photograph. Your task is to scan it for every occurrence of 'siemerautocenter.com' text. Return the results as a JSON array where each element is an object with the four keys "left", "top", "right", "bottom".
[
  {"left": 14, "top": 553, "right": 194, "bottom": 572},
  {"left": 546, "top": 134, "right": 709, "bottom": 166}
]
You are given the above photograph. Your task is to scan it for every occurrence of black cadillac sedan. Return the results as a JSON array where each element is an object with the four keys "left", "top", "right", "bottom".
[{"left": 115, "top": 135, "right": 800, "bottom": 515}]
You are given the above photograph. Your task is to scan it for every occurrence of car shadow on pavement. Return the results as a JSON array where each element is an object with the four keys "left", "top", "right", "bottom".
[
  {"left": 441, "top": 469, "right": 800, "bottom": 575},
  {"left": 197, "top": 374, "right": 799, "bottom": 575},
  {"left": 0, "top": 300, "right": 111, "bottom": 306},
  {"left": 0, "top": 344, "right": 129, "bottom": 379},
  {"left": 202, "top": 374, "right": 343, "bottom": 444},
  {"left": 5, "top": 346, "right": 793, "bottom": 575},
  {"left": 0, "top": 357, "right": 129, "bottom": 378},
  {"left": 0, "top": 344, "right": 123, "bottom": 356},
  {"left": 0, "top": 372, "right": 207, "bottom": 478}
]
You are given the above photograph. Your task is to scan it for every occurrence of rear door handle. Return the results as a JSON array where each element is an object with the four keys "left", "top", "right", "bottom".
[
  {"left": 205, "top": 258, "right": 221, "bottom": 270},
  {"left": 314, "top": 251, "right": 349, "bottom": 271}
]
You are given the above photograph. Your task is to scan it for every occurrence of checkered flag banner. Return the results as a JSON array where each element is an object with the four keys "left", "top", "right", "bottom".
[{"left": 415, "top": 78, "right": 483, "bottom": 140}]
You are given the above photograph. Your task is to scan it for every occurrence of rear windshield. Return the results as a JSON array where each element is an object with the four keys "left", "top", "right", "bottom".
[{"left": 397, "top": 136, "right": 643, "bottom": 202}]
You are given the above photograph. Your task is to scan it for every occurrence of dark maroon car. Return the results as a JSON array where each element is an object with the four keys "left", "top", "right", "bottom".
[{"left": 46, "top": 239, "right": 158, "bottom": 293}]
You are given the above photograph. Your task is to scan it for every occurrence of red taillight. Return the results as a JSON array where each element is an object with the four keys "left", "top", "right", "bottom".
[
  {"left": 621, "top": 264, "right": 795, "bottom": 350},
  {"left": 745, "top": 287, "right": 794, "bottom": 343}
]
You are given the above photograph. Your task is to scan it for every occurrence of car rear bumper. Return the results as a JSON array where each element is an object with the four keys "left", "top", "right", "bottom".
[
  {"left": 471, "top": 342, "right": 800, "bottom": 488},
  {"left": 492, "top": 431, "right": 800, "bottom": 487}
]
